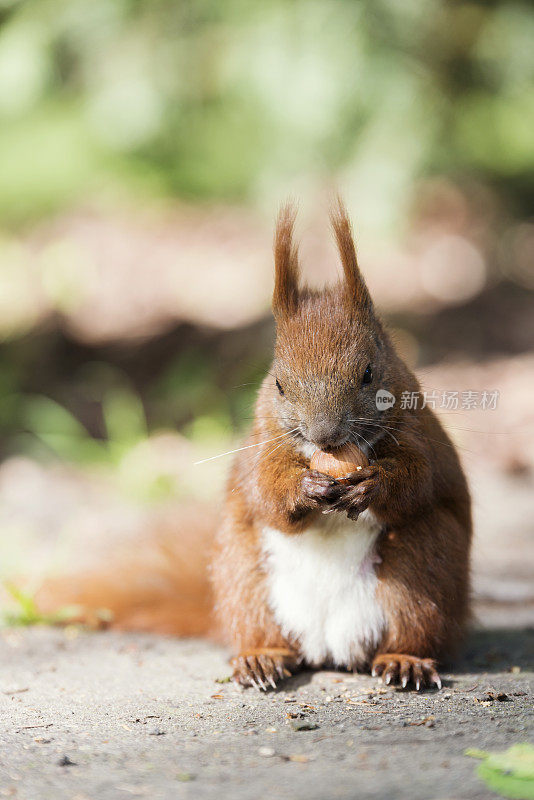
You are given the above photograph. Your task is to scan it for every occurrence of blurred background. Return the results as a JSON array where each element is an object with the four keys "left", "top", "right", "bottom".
[{"left": 0, "top": 0, "right": 532, "bottom": 626}]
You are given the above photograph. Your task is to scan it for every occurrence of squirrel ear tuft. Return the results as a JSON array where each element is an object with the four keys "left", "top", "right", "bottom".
[
  {"left": 330, "top": 197, "right": 373, "bottom": 312},
  {"left": 273, "top": 202, "right": 300, "bottom": 317}
]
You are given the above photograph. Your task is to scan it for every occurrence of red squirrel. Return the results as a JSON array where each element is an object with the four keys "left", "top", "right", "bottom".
[
  {"left": 38, "top": 200, "right": 472, "bottom": 691},
  {"left": 211, "top": 200, "right": 472, "bottom": 690}
]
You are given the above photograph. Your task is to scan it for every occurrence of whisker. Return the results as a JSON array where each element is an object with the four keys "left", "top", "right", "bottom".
[
  {"left": 349, "top": 418, "right": 480, "bottom": 457},
  {"left": 194, "top": 428, "right": 299, "bottom": 465},
  {"left": 349, "top": 419, "right": 400, "bottom": 447},
  {"left": 245, "top": 427, "right": 302, "bottom": 471},
  {"left": 348, "top": 416, "right": 510, "bottom": 437},
  {"left": 349, "top": 427, "right": 377, "bottom": 459}
]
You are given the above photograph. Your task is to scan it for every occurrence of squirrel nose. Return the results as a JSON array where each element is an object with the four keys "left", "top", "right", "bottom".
[{"left": 306, "top": 413, "right": 347, "bottom": 450}]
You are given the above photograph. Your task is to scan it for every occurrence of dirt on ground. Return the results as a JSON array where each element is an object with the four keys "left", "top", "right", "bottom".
[
  {"left": 1, "top": 451, "right": 534, "bottom": 800},
  {"left": 1, "top": 625, "right": 533, "bottom": 800}
]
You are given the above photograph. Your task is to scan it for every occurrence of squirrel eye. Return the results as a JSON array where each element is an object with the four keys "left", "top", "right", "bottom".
[
  {"left": 362, "top": 364, "right": 373, "bottom": 386},
  {"left": 275, "top": 379, "right": 285, "bottom": 396}
]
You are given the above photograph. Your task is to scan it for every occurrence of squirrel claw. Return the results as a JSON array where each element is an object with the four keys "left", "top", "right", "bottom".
[
  {"left": 231, "top": 649, "right": 298, "bottom": 691},
  {"left": 432, "top": 673, "right": 442, "bottom": 690},
  {"left": 372, "top": 654, "right": 441, "bottom": 692},
  {"left": 302, "top": 471, "right": 344, "bottom": 506}
]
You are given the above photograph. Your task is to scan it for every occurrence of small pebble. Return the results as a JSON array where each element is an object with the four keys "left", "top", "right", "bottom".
[
  {"left": 258, "top": 747, "right": 275, "bottom": 757},
  {"left": 289, "top": 719, "right": 319, "bottom": 732},
  {"left": 177, "top": 772, "right": 195, "bottom": 782},
  {"left": 57, "top": 755, "right": 76, "bottom": 767}
]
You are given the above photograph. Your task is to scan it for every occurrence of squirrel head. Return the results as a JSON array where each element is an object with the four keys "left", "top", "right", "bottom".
[{"left": 270, "top": 199, "right": 400, "bottom": 454}]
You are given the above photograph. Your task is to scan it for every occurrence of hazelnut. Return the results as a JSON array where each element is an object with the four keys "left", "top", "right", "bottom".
[{"left": 310, "top": 442, "right": 369, "bottom": 481}]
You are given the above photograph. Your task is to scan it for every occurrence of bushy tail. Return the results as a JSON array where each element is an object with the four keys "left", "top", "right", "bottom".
[{"left": 36, "top": 505, "right": 217, "bottom": 637}]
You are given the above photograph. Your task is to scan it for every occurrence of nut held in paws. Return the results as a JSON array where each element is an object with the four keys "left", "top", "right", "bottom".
[{"left": 310, "top": 442, "right": 369, "bottom": 480}]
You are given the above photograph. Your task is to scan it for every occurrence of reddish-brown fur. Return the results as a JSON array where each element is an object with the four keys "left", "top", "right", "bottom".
[
  {"left": 38, "top": 201, "right": 472, "bottom": 692},
  {"left": 211, "top": 200, "right": 472, "bottom": 689},
  {"left": 37, "top": 506, "right": 215, "bottom": 637}
]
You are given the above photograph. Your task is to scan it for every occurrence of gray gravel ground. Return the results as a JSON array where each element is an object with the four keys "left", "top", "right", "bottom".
[
  {"left": 1, "top": 625, "right": 532, "bottom": 800},
  {"left": 1, "top": 460, "right": 533, "bottom": 799}
]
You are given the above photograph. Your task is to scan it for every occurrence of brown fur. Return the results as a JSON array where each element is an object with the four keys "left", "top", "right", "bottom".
[
  {"left": 330, "top": 196, "right": 373, "bottom": 312},
  {"left": 272, "top": 203, "right": 300, "bottom": 317},
  {"left": 37, "top": 506, "right": 215, "bottom": 637},
  {"left": 212, "top": 200, "right": 472, "bottom": 688},
  {"left": 38, "top": 201, "right": 472, "bottom": 692}
]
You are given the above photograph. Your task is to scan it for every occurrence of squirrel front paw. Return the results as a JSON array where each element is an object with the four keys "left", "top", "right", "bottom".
[
  {"left": 301, "top": 470, "right": 344, "bottom": 507},
  {"left": 323, "top": 465, "right": 381, "bottom": 519}
]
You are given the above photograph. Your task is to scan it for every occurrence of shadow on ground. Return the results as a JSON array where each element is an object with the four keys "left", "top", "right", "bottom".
[
  {"left": 456, "top": 626, "right": 534, "bottom": 673},
  {"left": 0, "top": 627, "right": 532, "bottom": 800}
]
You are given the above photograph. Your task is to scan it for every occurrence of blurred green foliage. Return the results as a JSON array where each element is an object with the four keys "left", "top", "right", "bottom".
[
  {"left": 0, "top": 0, "right": 532, "bottom": 226},
  {"left": 1, "top": 581, "right": 83, "bottom": 626},
  {"left": 4, "top": 351, "right": 267, "bottom": 501},
  {"left": 0, "top": 0, "right": 533, "bottom": 479},
  {"left": 467, "top": 744, "right": 534, "bottom": 799}
]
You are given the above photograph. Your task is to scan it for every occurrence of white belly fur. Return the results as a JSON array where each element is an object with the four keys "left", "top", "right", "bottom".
[{"left": 262, "top": 511, "right": 386, "bottom": 668}]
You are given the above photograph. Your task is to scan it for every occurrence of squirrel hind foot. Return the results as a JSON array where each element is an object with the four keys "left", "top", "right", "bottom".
[
  {"left": 371, "top": 653, "right": 442, "bottom": 691},
  {"left": 230, "top": 648, "right": 299, "bottom": 691}
]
